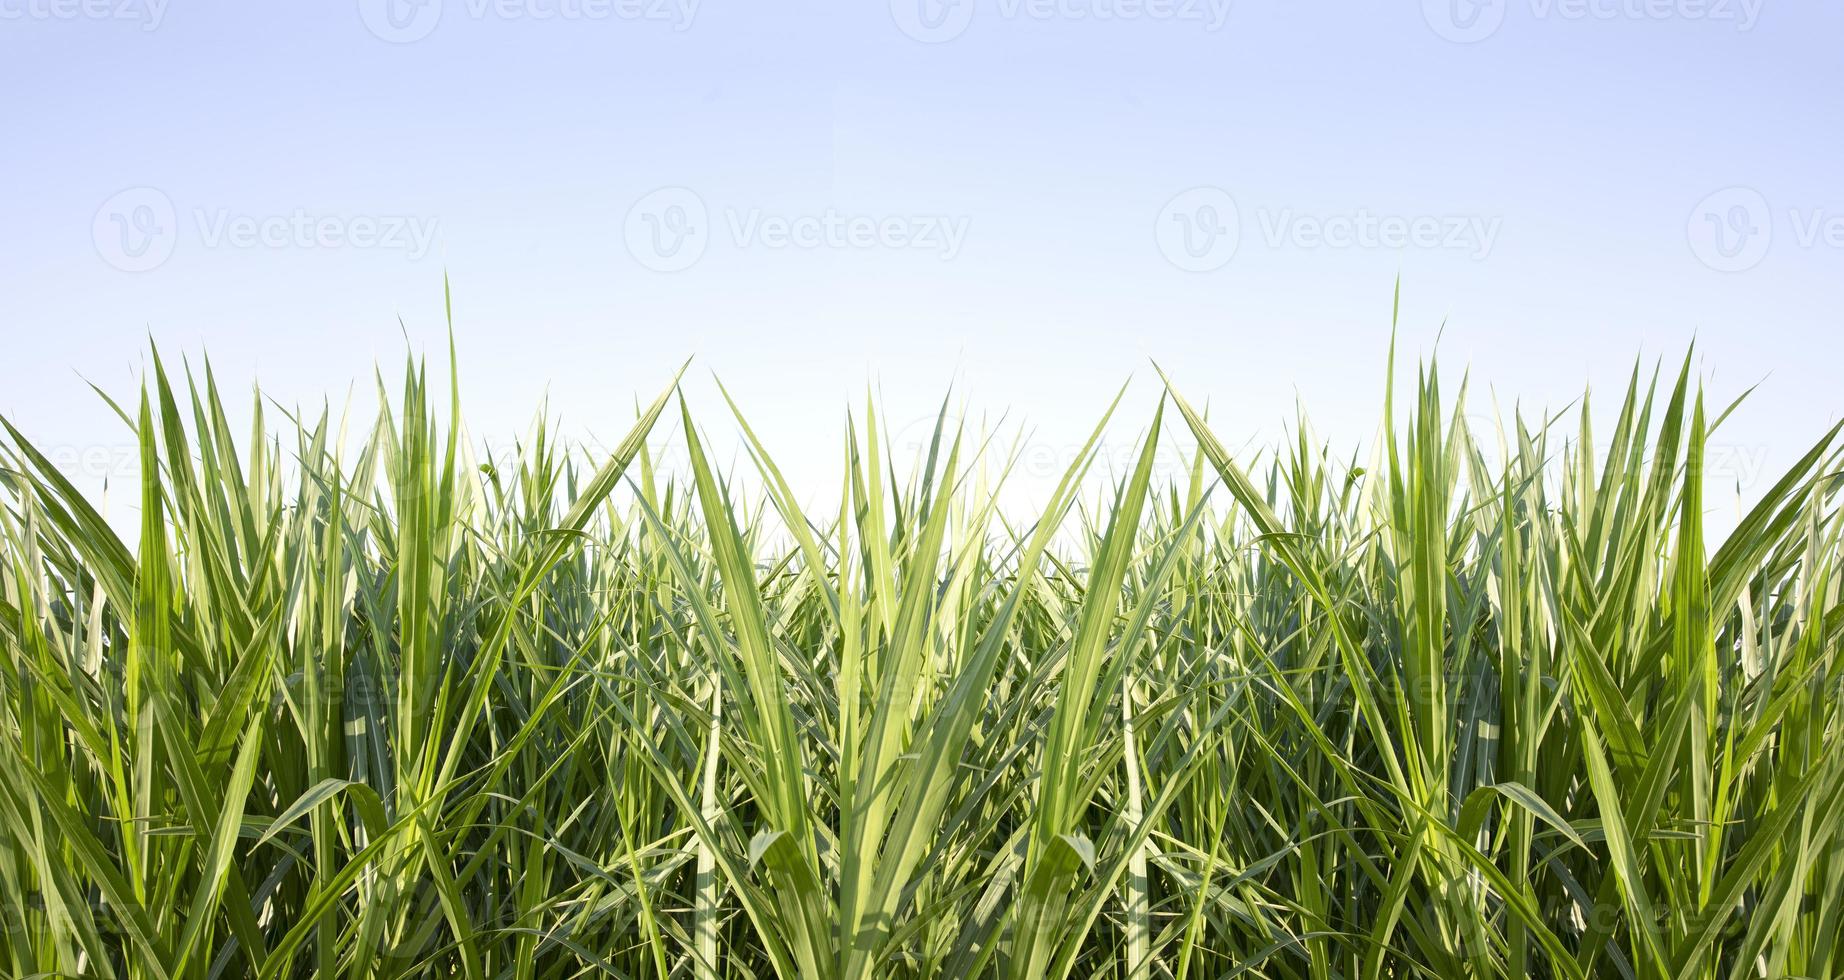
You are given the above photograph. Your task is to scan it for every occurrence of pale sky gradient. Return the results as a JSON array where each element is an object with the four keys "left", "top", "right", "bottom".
[{"left": 2, "top": 0, "right": 1840, "bottom": 520}]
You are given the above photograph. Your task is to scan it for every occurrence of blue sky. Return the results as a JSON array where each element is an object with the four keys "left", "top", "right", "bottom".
[{"left": 2, "top": 0, "right": 1840, "bottom": 515}]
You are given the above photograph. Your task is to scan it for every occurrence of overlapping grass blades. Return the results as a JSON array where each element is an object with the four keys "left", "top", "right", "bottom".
[{"left": 2, "top": 324, "right": 1842, "bottom": 978}]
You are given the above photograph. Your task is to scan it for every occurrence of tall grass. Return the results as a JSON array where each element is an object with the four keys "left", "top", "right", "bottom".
[{"left": 2, "top": 318, "right": 1841, "bottom": 978}]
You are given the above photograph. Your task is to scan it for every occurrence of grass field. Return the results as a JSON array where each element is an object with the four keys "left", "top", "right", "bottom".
[{"left": 3, "top": 315, "right": 1842, "bottom": 977}]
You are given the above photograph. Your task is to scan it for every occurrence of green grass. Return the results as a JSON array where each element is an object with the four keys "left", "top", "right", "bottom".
[{"left": 3, "top": 308, "right": 1842, "bottom": 978}]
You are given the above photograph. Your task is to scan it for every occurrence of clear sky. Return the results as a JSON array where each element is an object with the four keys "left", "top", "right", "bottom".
[{"left": 2, "top": 0, "right": 1840, "bottom": 519}]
